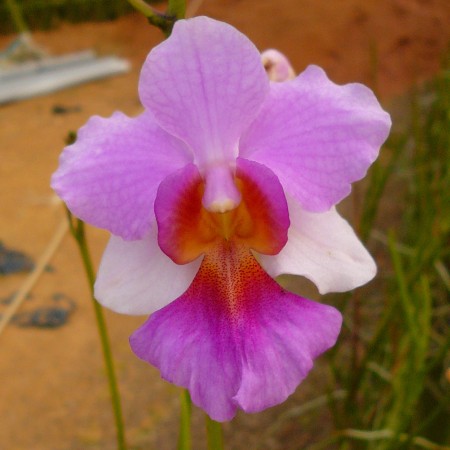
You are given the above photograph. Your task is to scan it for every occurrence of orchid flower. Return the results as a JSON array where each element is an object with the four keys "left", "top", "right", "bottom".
[{"left": 51, "top": 17, "right": 391, "bottom": 421}]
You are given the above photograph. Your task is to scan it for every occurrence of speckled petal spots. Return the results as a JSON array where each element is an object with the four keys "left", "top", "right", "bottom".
[{"left": 130, "top": 242, "right": 342, "bottom": 421}]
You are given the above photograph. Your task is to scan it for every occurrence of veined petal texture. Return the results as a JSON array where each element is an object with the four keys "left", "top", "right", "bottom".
[
  {"left": 139, "top": 17, "right": 269, "bottom": 169},
  {"left": 51, "top": 111, "right": 191, "bottom": 240},
  {"left": 240, "top": 65, "right": 391, "bottom": 211}
]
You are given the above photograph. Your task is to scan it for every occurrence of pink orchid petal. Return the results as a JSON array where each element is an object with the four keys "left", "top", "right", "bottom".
[
  {"left": 233, "top": 292, "right": 340, "bottom": 413},
  {"left": 130, "top": 242, "right": 341, "bottom": 421},
  {"left": 139, "top": 17, "right": 269, "bottom": 170},
  {"left": 154, "top": 163, "right": 208, "bottom": 264},
  {"left": 240, "top": 65, "right": 391, "bottom": 211},
  {"left": 95, "top": 228, "right": 201, "bottom": 315},
  {"left": 51, "top": 111, "right": 191, "bottom": 240},
  {"left": 235, "top": 157, "right": 290, "bottom": 255},
  {"left": 258, "top": 197, "right": 376, "bottom": 294}
]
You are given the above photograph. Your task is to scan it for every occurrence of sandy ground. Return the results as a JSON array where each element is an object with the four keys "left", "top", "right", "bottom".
[{"left": 0, "top": 0, "right": 448, "bottom": 449}]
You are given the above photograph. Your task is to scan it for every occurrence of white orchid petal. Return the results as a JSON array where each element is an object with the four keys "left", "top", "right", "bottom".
[
  {"left": 95, "top": 228, "right": 201, "bottom": 315},
  {"left": 259, "top": 199, "right": 376, "bottom": 294}
]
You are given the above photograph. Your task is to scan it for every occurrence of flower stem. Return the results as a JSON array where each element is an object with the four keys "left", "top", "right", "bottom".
[
  {"left": 66, "top": 210, "right": 127, "bottom": 450},
  {"left": 206, "top": 415, "right": 224, "bottom": 450},
  {"left": 167, "top": 0, "right": 186, "bottom": 20},
  {"left": 127, "top": 0, "right": 158, "bottom": 17},
  {"left": 127, "top": 0, "right": 178, "bottom": 36},
  {"left": 5, "top": 0, "right": 28, "bottom": 33},
  {"left": 177, "top": 390, "right": 192, "bottom": 450}
]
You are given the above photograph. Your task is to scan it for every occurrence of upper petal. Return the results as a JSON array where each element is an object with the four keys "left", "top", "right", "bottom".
[
  {"left": 94, "top": 227, "right": 201, "bottom": 315},
  {"left": 258, "top": 197, "right": 377, "bottom": 294},
  {"left": 139, "top": 17, "right": 269, "bottom": 169},
  {"left": 240, "top": 65, "right": 391, "bottom": 211},
  {"left": 51, "top": 111, "right": 191, "bottom": 240}
]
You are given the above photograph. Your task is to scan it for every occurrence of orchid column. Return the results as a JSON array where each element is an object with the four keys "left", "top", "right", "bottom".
[{"left": 52, "top": 17, "right": 391, "bottom": 422}]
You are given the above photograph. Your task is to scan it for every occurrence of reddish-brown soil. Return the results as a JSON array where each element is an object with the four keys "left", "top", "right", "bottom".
[{"left": 0, "top": 1, "right": 448, "bottom": 449}]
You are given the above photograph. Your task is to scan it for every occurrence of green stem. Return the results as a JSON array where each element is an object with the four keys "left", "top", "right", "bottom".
[
  {"left": 168, "top": 0, "right": 186, "bottom": 19},
  {"left": 206, "top": 416, "right": 224, "bottom": 450},
  {"left": 127, "top": 0, "right": 158, "bottom": 17},
  {"left": 5, "top": 0, "right": 28, "bottom": 33},
  {"left": 178, "top": 390, "right": 192, "bottom": 450},
  {"left": 66, "top": 211, "right": 127, "bottom": 450},
  {"left": 127, "top": 0, "right": 178, "bottom": 36}
]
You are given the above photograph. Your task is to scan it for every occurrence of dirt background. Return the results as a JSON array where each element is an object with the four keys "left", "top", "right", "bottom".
[{"left": 0, "top": 0, "right": 449, "bottom": 449}]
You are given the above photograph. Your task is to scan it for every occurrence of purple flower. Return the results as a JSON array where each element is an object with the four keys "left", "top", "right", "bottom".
[{"left": 51, "top": 17, "right": 391, "bottom": 421}]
